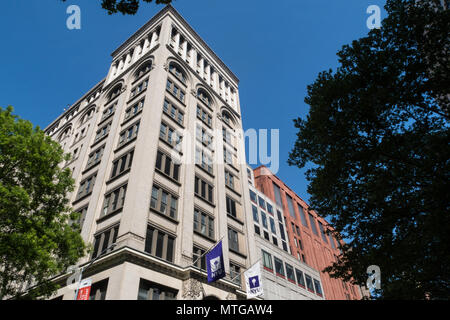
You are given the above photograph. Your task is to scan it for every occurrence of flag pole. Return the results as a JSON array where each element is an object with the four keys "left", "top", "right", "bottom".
[
  {"left": 230, "top": 258, "right": 262, "bottom": 282},
  {"left": 191, "top": 235, "right": 225, "bottom": 267}
]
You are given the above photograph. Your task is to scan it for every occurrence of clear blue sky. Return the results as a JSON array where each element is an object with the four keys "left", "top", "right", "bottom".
[{"left": 0, "top": 0, "right": 386, "bottom": 204}]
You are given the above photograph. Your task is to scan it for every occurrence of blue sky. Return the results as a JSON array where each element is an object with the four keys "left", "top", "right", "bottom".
[{"left": 0, "top": 0, "right": 386, "bottom": 205}]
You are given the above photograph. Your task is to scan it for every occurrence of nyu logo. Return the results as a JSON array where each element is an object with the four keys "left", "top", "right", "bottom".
[
  {"left": 210, "top": 256, "right": 222, "bottom": 274},
  {"left": 249, "top": 276, "right": 260, "bottom": 289}
]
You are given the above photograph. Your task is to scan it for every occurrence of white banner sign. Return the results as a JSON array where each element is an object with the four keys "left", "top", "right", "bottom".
[{"left": 244, "top": 262, "right": 263, "bottom": 299}]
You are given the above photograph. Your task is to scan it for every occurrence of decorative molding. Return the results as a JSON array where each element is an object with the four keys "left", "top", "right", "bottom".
[{"left": 181, "top": 278, "right": 204, "bottom": 300}]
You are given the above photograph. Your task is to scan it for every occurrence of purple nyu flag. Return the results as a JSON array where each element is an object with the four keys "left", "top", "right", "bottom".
[{"left": 206, "top": 240, "right": 225, "bottom": 283}]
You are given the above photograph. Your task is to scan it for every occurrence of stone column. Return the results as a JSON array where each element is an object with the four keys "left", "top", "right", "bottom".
[{"left": 150, "top": 31, "right": 158, "bottom": 49}]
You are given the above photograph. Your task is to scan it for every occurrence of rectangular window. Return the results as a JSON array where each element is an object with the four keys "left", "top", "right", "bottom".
[
  {"left": 193, "top": 246, "right": 207, "bottom": 271},
  {"left": 295, "top": 269, "right": 306, "bottom": 287},
  {"left": 95, "top": 121, "right": 112, "bottom": 142},
  {"left": 230, "top": 263, "right": 241, "bottom": 286},
  {"left": 261, "top": 211, "right": 268, "bottom": 229},
  {"left": 101, "top": 184, "right": 127, "bottom": 217},
  {"left": 163, "top": 99, "right": 184, "bottom": 126},
  {"left": 118, "top": 121, "right": 140, "bottom": 147},
  {"left": 92, "top": 225, "right": 119, "bottom": 259},
  {"left": 72, "top": 206, "right": 88, "bottom": 231},
  {"left": 150, "top": 185, "right": 178, "bottom": 220},
  {"left": 258, "top": 196, "right": 266, "bottom": 210},
  {"left": 193, "top": 208, "right": 214, "bottom": 239},
  {"left": 159, "top": 121, "right": 182, "bottom": 151},
  {"left": 328, "top": 233, "right": 336, "bottom": 249},
  {"left": 249, "top": 190, "right": 257, "bottom": 203},
  {"left": 308, "top": 213, "right": 319, "bottom": 236},
  {"left": 286, "top": 194, "right": 296, "bottom": 219},
  {"left": 86, "top": 144, "right": 105, "bottom": 170},
  {"left": 297, "top": 204, "right": 309, "bottom": 228},
  {"left": 254, "top": 224, "right": 260, "bottom": 235},
  {"left": 194, "top": 176, "right": 214, "bottom": 204},
  {"left": 262, "top": 250, "right": 273, "bottom": 271},
  {"left": 124, "top": 98, "right": 144, "bottom": 121},
  {"left": 130, "top": 78, "right": 149, "bottom": 99},
  {"left": 110, "top": 149, "right": 134, "bottom": 179},
  {"left": 166, "top": 79, "right": 185, "bottom": 102},
  {"left": 76, "top": 173, "right": 97, "bottom": 200},
  {"left": 252, "top": 205, "right": 259, "bottom": 223},
  {"left": 266, "top": 203, "right": 273, "bottom": 215},
  {"left": 285, "top": 263, "right": 296, "bottom": 283},
  {"left": 274, "top": 257, "right": 285, "bottom": 277},
  {"left": 138, "top": 279, "right": 177, "bottom": 300},
  {"left": 101, "top": 102, "right": 117, "bottom": 122},
  {"left": 155, "top": 150, "right": 180, "bottom": 181},
  {"left": 145, "top": 225, "right": 175, "bottom": 262},
  {"left": 228, "top": 228, "right": 239, "bottom": 252},
  {"left": 318, "top": 221, "right": 329, "bottom": 243},
  {"left": 314, "top": 279, "right": 323, "bottom": 296},
  {"left": 223, "top": 147, "right": 233, "bottom": 166},
  {"left": 224, "top": 170, "right": 234, "bottom": 189},
  {"left": 226, "top": 196, "right": 237, "bottom": 218},
  {"left": 279, "top": 223, "right": 286, "bottom": 241},
  {"left": 295, "top": 225, "right": 301, "bottom": 236},
  {"left": 263, "top": 230, "right": 270, "bottom": 241},
  {"left": 273, "top": 183, "right": 282, "bottom": 206},
  {"left": 196, "top": 106, "right": 212, "bottom": 127},
  {"left": 269, "top": 217, "right": 276, "bottom": 234},
  {"left": 89, "top": 279, "right": 109, "bottom": 300},
  {"left": 305, "top": 274, "right": 315, "bottom": 292},
  {"left": 195, "top": 147, "right": 213, "bottom": 174}
]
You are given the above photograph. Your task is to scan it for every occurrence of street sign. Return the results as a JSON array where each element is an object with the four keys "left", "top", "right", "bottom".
[{"left": 76, "top": 279, "right": 92, "bottom": 300}]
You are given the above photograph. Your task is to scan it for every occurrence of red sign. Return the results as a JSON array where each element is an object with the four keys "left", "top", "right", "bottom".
[{"left": 76, "top": 279, "right": 92, "bottom": 300}]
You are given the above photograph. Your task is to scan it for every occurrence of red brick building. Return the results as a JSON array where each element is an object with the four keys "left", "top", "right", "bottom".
[{"left": 253, "top": 165, "right": 361, "bottom": 300}]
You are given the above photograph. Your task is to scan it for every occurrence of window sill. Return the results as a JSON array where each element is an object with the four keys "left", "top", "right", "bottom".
[
  {"left": 165, "top": 88, "right": 185, "bottom": 106},
  {"left": 149, "top": 207, "right": 179, "bottom": 224},
  {"left": 263, "top": 267, "right": 273, "bottom": 273},
  {"left": 96, "top": 208, "right": 123, "bottom": 223},
  {"left": 227, "top": 213, "right": 244, "bottom": 226},
  {"left": 114, "top": 136, "right": 137, "bottom": 154},
  {"left": 72, "top": 192, "right": 93, "bottom": 206},
  {"left": 122, "top": 109, "right": 143, "bottom": 127},
  {"left": 98, "top": 112, "right": 115, "bottom": 127},
  {"left": 159, "top": 137, "right": 183, "bottom": 155},
  {"left": 91, "top": 134, "right": 109, "bottom": 148},
  {"left": 195, "top": 164, "right": 214, "bottom": 179},
  {"left": 162, "top": 110, "right": 185, "bottom": 129},
  {"left": 229, "top": 247, "right": 247, "bottom": 259},
  {"left": 276, "top": 273, "right": 285, "bottom": 279},
  {"left": 155, "top": 168, "right": 182, "bottom": 187},
  {"left": 106, "top": 168, "right": 131, "bottom": 185},
  {"left": 82, "top": 161, "right": 101, "bottom": 175},
  {"left": 194, "top": 194, "right": 215, "bottom": 208},
  {"left": 127, "top": 87, "right": 147, "bottom": 105},
  {"left": 193, "top": 230, "right": 215, "bottom": 243}
]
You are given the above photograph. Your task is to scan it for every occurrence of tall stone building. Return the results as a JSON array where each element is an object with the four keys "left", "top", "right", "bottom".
[{"left": 45, "top": 5, "right": 254, "bottom": 300}]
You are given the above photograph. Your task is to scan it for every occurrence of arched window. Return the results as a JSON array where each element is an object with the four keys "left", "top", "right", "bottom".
[
  {"left": 169, "top": 62, "right": 186, "bottom": 84},
  {"left": 197, "top": 88, "right": 212, "bottom": 107},
  {"left": 58, "top": 126, "right": 72, "bottom": 142},
  {"left": 108, "top": 83, "right": 122, "bottom": 102},
  {"left": 221, "top": 110, "right": 234, "bottom": 126},
  {"left": 81, "top": 106, "right": 96, "bottom": 124},
  {"left": 135, "top": 61, "right": 152, "bottom": 80}
]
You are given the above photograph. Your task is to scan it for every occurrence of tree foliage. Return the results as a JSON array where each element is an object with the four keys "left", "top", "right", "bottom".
[
  {"left": 61, "top": 0, "right": 172, "bottom": 15},
  {"left": 0, "top": 107, "right": 86, "bottom": 299},
  {"left": 288, "top": 0, "right": 449, "bottom": 299}
]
